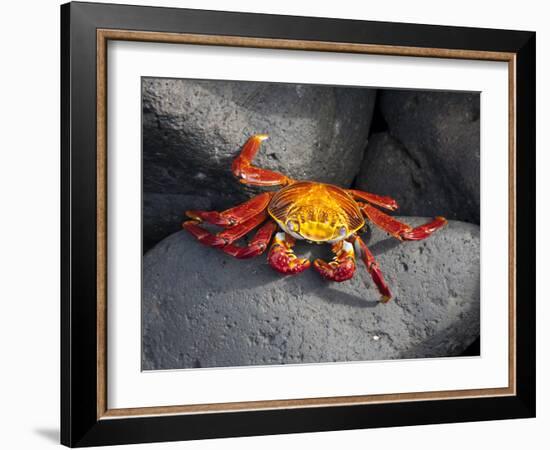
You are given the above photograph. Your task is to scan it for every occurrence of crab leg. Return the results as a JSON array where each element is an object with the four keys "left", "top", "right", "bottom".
[
  {"left": 186, "top": 192, "right": 274, "bottom": 227},
  {"left": 184, "top": 218, "right": 276, "bottom": 259},
  {"left": 348, "top": 189, "right": 399, "bottom": 211},
  {"left": 232, "top": 134, "right": 294, "bottom": 187},
  {"left": 183, "top": 211, "right": 267, "bottom": 249},
  {"left": 313, "top": 240, "right": 356, "bottom": 282},
  {"left": 184, "top": 214, "right": 275, "bottom": 259},
  {"left": 359, "top": 202, "right": 447, "bottom": 241},
  {"left": 352, "top": 235, "right": 392, "bottom": 302},
  {"left": 268, "top": 232, "right": 311, "bottom": 275},
  {"left": 223, "top": 221, "right": 278, "bottom": 259}
]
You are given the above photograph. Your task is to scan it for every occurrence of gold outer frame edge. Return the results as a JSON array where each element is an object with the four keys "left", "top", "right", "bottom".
[{"left": 96, "top": 29, "right": 517, "bottom": 420}]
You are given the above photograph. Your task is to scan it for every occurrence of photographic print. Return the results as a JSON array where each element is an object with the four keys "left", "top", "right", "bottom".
[
  {"left": 62, "top": 5, "right": 535, "bottom": 444},
  {"left": 141, "top": 78, "right": 480, "bottom": 371}
]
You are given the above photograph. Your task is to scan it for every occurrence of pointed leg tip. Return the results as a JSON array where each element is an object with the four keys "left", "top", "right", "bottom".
[
  {"left": 432, "top": 216, "right": 448, "bottom": 231},
  {"left": 380, "top": 295, "right": 392, "bottom": 303},
  {"left": 255, "top": 134, "right": 269, "bottom": 141},
  {"left": 182, "top": 220, "right": 197, "bottom": 228},
  {"left": 184, "top": 210, "right": 196, "bottom": 219}
]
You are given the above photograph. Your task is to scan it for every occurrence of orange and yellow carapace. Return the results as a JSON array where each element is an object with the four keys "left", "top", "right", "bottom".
[{"left": 183, "top": 134, "right": 447, "bottom": 302}]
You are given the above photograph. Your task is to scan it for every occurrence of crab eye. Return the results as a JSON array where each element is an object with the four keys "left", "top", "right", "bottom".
[
  {"left": 286, "top": 220, "right": 299, "bottom": 233},
  {"left": 338, "top": 226, "right": 347, "bottom": 237}
]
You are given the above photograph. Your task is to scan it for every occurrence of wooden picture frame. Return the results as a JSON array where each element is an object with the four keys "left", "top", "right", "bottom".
[{"left": 61, "top": 1, "right": 535, "bottom": 447}]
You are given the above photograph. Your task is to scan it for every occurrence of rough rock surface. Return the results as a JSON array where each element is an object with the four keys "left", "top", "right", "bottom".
[
  {"left": 357, "top": 90, "right": 480, "bottom": 224},
  {"left": 142, "top": 218, "right": 480, "bottom": 370},
  {"left": 143, "top": 78, "right": 376, "bottom": 200},
  {"left": 143, "top": 193, "right": 211, "bottom": 253}
]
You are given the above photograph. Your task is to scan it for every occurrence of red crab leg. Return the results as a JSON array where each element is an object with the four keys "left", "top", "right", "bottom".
[
  {"left": 183, "top": 211, "right": 267, "bottom": 249},
  {"left": 359, "top": 202, "right": 447, "bottom": 241},
  {"left": 313, "top": 240, "right": 356, "bottom": 282},
  {"left": 183, "top": 217, "right": 275, "bottom": 259},
  {"left": 348, "top": 189, "right": 399, "bottom": 211},
  {"left": 268, "top": 232, "right": 310, "bottom": 275},
  {"left": 232, "top": 134, "right": 294, "bottom": 187},
  {"left": 223, "top": 221, "right": 278, "bottom": 259},
  {"left": 186, "top": 192, "right": 274, "bottom": 227},
  {"left": 352, "top": 235, "right": 392, "bottom": 302}
]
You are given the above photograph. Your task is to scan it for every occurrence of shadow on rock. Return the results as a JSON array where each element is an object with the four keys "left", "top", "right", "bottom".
[
  {"left": 317, "top": 286, "right": 380, "bottom": 308},
  {"left": 142, "top": 217, "right": 480, "bottom": 370},
  {"left": 369, "top": 237, "right": 402, "bottom": 256}
]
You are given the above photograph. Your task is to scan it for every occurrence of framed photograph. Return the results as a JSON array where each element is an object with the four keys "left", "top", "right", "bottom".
[{"left": 61, "top": 1, "right": 536, "bottom": 447}]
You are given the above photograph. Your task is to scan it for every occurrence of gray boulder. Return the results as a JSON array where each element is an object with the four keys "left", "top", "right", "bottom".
[
  {"left": 142, "top": 217, "right": 480, "bottom": 370},
  {"left": 143, "top": 78, "right": 376, "bottom": 199},
  {"left": 357, "top": 90, "right": 480, "bottom": 224}
]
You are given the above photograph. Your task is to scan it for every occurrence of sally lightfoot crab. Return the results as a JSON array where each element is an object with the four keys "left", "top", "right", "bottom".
[{"left": 183, "top": 134, "right": 447, "bottom": 302}]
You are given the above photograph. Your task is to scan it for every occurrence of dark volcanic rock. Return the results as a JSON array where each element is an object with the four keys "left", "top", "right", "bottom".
[
  {"left": 357, "top": 90, "right": 480, "bottom": 224},
  {"left": 143, "top": 193, "right": 211, "bottom": 253},
  {"left": 142, "top": 218, "right": 480, "bottom": 370},
  {"left": 356, "top": 132, "right": 465, "bottom": 221},
  {"left": 142, "top": 78, "right": 376, "bottom": 199},
  {"left": 143, "top": 192, "right": 260, "bottom": 253}
]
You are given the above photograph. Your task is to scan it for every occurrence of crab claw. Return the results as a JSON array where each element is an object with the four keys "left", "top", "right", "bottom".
[
  {"left": 268, "top": 232, "right": 310, "bottom": 275},
  {"left": 313, "top": 240, "right": 356, "bottom": 282}
]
